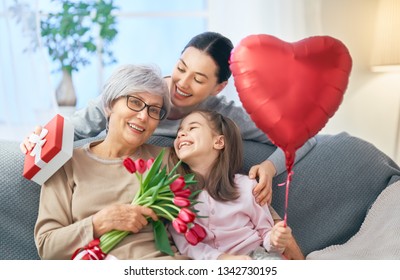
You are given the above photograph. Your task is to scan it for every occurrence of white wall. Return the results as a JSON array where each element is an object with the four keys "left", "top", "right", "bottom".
[
  {"left": 315, "top": 0, "right": 400, "bottom": 162},
  {"left": 208, "top": 0, "right": 399, "bottom": 163}
]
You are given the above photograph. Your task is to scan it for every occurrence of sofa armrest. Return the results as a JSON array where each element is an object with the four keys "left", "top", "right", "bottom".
[{"left": 0, "top": 140, "right": 41, "bottom": 260}]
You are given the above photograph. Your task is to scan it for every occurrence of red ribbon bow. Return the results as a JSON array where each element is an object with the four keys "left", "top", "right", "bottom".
[
  {"left": 71, "top": 238, "right": 107, "bottom": 260},
  {"left": 278, "top": 171, "right": 294, "bottom": 227}
]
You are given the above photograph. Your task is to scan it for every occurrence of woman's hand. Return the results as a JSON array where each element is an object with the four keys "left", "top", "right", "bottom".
[
  {"left": 92, "top": 204, "right": 158, "bottom": 237},
  {"left": 270, "top": 221, "right": 292, "bottom": 251},
  {"left": 248, "top": 160, "right": 276, "bottom": 206},
  {"left": 20, "top": 126, "right": 43, "bottom": 154},
  {"left": 217, "top": 253, "right": 252, "bottom": 260}
]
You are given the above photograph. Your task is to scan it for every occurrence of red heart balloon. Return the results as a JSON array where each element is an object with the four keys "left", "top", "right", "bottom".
[{"left": 230, "top": 34, "right": 352, "bottom": 169}]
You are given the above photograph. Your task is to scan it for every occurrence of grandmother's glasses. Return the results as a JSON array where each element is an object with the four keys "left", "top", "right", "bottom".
[{"left": 126, "top": 95, "right": 166, "bottom": 120}]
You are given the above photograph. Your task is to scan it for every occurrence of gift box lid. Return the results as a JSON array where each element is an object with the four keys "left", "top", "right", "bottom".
[{"left": 23, "top": 114, "right": 74, "bottom": 184}]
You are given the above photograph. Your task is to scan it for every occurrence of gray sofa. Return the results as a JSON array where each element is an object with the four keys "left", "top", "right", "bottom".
[{"left": 1, "top": 132, "right": 399, "bottom": 260}]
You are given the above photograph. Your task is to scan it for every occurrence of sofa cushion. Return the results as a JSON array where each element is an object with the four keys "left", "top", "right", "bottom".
[{"left": 271, "top": 132, "right": 400, "bottom": 256}]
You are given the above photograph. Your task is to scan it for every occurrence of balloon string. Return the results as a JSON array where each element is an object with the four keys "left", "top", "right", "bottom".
[{"left": 278, "top": 170, "right": 293, "bottom": 227}]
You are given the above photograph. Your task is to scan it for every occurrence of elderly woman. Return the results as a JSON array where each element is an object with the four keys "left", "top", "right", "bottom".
[{"left": 34, "top": 64, "right": 187, "bottom": 260}]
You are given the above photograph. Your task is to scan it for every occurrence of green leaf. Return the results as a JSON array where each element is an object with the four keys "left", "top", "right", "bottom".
[
  {"left": 183, "top": 173, "right": 197, "bottom": 186},
  {"left": 142, "top": 149, "right": 165, "bottom": 188},
  {"left": 147, "top": 166, "right": 167, "bottom": 188},
  {"left": 167, "top": 160, "right": 182, "bottom": 179},
  {"left": 190, "top": 189, "right": 202, "bottom": 199},
  {"left": 83, "top": 41, "right": 97, "bottom": 52},
  {"left": 148, "top": 177, "right": 166, "bottom": 205},
  {"left": 151, "top": 220, "right": 174, "bottom": 256},
  {"left": 163, "top": 173, "right": 180, "bottom": 187}
]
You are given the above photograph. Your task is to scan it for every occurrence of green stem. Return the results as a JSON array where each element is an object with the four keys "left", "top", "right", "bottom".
[
  {"left": 99, "top": 230, "right": 129, "bottom": 254},
  {"left": 157, "top": 202, "right": 181, "bottom": 213},
  {"left": 151, "top": 194, "right": 174, "bottom": 203},
  {"left": 150, "top": 205, "right": 175, "bottom": 221},
  {"left": 131, "top": 188, "right": 141, "bottom": 205},
  {"left": 136, "top": 173, "right": 143, "bottom": 195},
  {"left": 134, "top": 191, "right": 174, "bottom": 206}
]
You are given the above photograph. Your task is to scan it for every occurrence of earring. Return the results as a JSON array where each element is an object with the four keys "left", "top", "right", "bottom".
[{"left": 106, "top": 117, "right": 110, "bottom": 134}]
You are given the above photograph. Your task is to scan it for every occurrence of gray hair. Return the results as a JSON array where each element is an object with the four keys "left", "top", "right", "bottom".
[{"left": 101, "top": 64, "right": 171, "bottom": 119}]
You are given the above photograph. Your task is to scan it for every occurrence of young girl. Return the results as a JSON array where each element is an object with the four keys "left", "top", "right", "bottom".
[{"left": 169, "top": 109, "right": 296, "bottom": 260}]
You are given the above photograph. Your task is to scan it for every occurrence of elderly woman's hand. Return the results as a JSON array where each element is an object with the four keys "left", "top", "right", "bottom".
[
  {"left": 92, "top": 204, "right": 158, "bottom": 238},
  {"left": 248, "top": 160, "right": 276, "bottom": 206}
]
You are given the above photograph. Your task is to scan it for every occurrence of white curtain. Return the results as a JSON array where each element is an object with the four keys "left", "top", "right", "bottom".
[{"left": 0, "top": 0, "right": 57, "bottom": 141}]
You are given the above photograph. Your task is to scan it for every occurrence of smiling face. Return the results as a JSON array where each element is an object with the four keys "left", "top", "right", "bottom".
[
  {"left": 107, "top": 92, "right": 163, "bottom": 150},
  {"left": 174, "top": 111, "right": 224, "bottom": 175},
  {"left": 170, "top": 47, "right": 227, "bottom": 109}
]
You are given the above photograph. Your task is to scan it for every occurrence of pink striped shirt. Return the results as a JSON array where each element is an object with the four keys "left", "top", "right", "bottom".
[{"left": 170, "top": 174, "right": 275, "bottom": 260}]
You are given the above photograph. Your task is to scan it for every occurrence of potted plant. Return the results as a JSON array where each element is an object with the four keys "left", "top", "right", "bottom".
[
  {"left": 11, "top": 0, "right": 119, "bottom": 107},
  {"left": 42, "top": 0, "right": 118, "bottom": 107}
]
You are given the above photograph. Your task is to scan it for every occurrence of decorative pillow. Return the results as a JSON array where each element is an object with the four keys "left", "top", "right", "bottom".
[{"left": 306, "top": 180, "right": 400, "bottom": 259}]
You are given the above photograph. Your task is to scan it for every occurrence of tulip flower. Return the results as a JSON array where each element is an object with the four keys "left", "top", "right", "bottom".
[
  {"left": 172, "top": 218, "right": 188, "bottom": 234},
  {"left": 146, "top": 158, "right": 154, "bottom": 169},
  {"left": 184, "top": 223, "right": 207, "bottom": 245},
  {"left": 123, "top": 157, "right": 136, "bottom": 174},
  {"left": 191, "top": 223, "right": 206, "bottom": 240},
  {"left": 173, "top": 196, "right": 190, "bottom": 207},
  {"left": 185, "top": 228, "right": 201, "bottom": 245},
  {"left": 174, "top": 188, "right": 191, "bottom": 198},
  {"left": 72, "top": 148, "right": 205, "bottom": 260},
  {"left": 178, "top": 208, "right": 196, "bottom": 223},
  {"left": 170, "top": 176, "right": 186, "bottom": 192},
  {"left": 134, "top": 158, "right": 147, "bottom": 174}
]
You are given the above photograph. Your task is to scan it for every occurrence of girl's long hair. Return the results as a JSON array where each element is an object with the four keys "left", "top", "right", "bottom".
[{"left": 170, "top": 109, "right": 243, "bottom": 201}]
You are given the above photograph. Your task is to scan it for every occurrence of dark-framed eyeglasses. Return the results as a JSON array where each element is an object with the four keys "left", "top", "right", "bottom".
[{"left": 126, "top": 95, "right": 166, "bottom": 120}]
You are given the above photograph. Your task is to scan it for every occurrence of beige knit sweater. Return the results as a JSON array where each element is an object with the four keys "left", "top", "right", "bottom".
[{"left": 34, "top": 141, "right": 188, "bottom": 260}]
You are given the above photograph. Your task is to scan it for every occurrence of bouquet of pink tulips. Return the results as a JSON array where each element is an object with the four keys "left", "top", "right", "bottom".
[{"left": 72, "top": 149, "right": 206, "bottom": 260}]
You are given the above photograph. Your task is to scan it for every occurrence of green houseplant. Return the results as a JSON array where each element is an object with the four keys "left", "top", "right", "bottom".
[{"left": 40, "top": 0, "right": 118, "bottom": 106}]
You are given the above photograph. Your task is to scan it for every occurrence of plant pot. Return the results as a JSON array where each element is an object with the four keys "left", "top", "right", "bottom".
[{"left": 56, "top": 70, "right": 77, "bottom": 107}]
